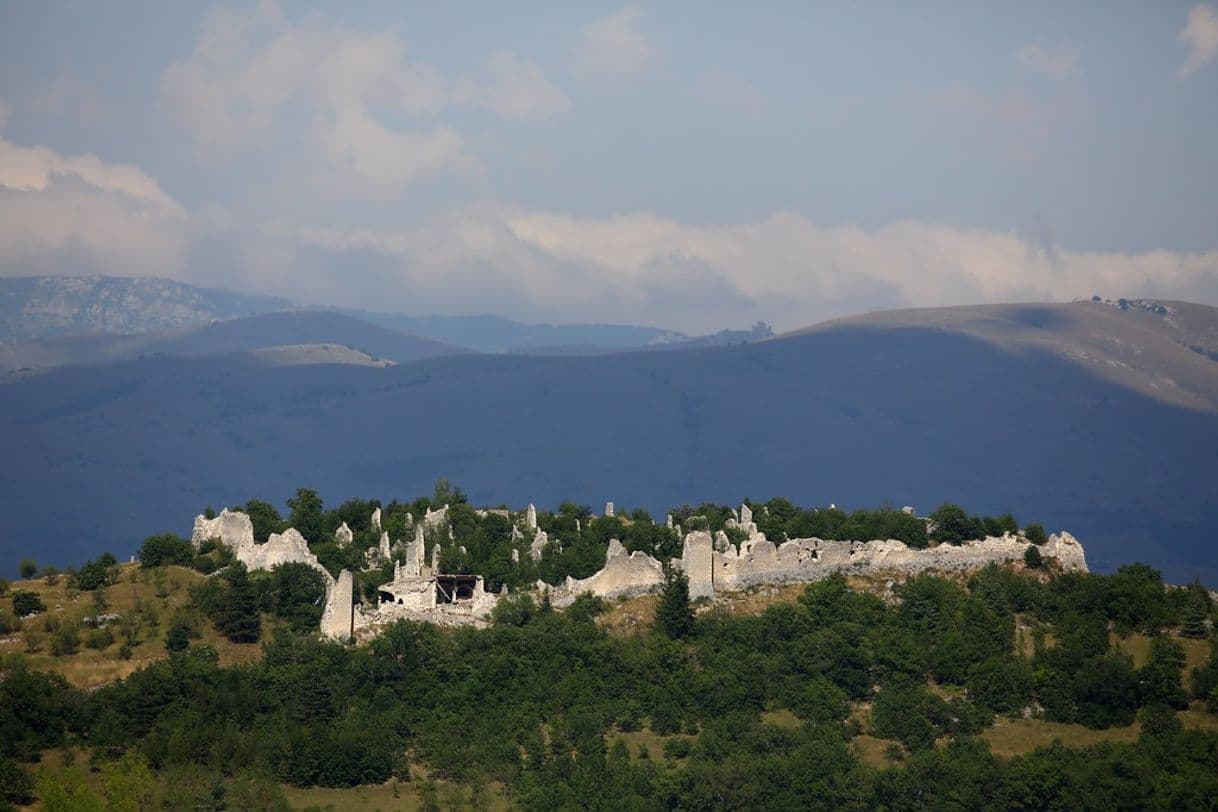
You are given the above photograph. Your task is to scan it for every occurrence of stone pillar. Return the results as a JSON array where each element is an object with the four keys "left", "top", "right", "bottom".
[
  {"left": 681, "top": 530, "right": 714, "bottom": 600},
  {"left": 371, "top": 508, "right": 382, "bottom": 534},
  {"left": 526, "top": 503, "right": 538, "bottom": 530},
  {"left": 320, "top": 570, "right": 354, "bottom": 642},
  {"left": 604, "top": 501, "right": 615, "bottom": 517}
]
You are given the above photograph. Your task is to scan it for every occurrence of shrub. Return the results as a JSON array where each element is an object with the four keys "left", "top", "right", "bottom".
[
  {"left": 11, "top": 591, "right": 44, "bottom": 617},
  {"left": 138, "top": 533, "right": 195, "bottom": 568},
  {"left": 85, "top": 627, "right": 115, "bottom": 650},
  {"left": 1024, "top": 523, "right": 1047, "bottom": 545},
  {"left": 1023, "top": 545, "right": 1044, "bottom": 569},
  {"left": 50, "top": 625, "right": 80, "bottom": 657},
  {"left": 18, "top": 559, "right": 36, "bottom": 580},
  {"left": 662, "top": 737, "right": 692, "bottom": 759}
]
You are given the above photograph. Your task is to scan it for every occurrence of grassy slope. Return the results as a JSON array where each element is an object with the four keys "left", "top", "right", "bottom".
[{"left": 2, "top": 563, "right": 261, "bottom": 689}]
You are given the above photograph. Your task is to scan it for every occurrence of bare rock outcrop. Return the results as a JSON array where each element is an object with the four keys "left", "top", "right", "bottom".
[{"left": 335, "top": 522, "right": 354, "bottom": 548}]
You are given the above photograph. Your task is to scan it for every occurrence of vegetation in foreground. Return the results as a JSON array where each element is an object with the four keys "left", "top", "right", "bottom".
[{"left": 4, "top": 541, "right": 1218, "bottom": 810}]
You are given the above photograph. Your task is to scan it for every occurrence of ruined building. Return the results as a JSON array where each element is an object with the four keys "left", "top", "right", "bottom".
[{"left": 192, "top": 500, "right": 1088, "bottom": 642}]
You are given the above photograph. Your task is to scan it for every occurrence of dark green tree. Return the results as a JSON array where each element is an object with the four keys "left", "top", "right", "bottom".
[
  {"left": 286, "top": 488, "right": 324, "bottom": 543},
  {"left": 929, "top": 503, "right": 984, "bottom": 544},
  {"left": 656, "top": 565, "right": 694, "bottom": 639},
  {"left": 1181, "top": 582, "right": 1210, "bottom": 639},
  {"left": 138, "top": 533, "right": 194, "bottom": 568},
  {"left": 1023, "top": 545, "right": 1044, "bottom": 569},
  {"left": 243, "top": 499, "right": 285, "bottom": 544},
  {"left": 165, "top": 622, "right": 191, "bottom": 653},
  {"left": 1024, "top": 523, "right": 1047, "bottom": 545},
  {"left": 18, "top": 559, "right": 36, "bottom": 580},
  {"left": 11, "top": 591, "right": 44, "bottom": 616},
  {"left": 216, "top": 564, "right": 261, "bottom": 644}
]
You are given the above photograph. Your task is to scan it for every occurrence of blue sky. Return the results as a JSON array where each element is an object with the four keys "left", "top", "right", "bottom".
[{"left": 1, "top": 1, "right": 1216, "bottom": 331}]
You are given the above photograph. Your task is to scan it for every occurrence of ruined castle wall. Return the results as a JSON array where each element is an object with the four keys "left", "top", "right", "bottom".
[
  {"left": 714, "top": 532, "right": 1087, "bottom": 592},
  {"left": 547, "top": 541, "right": 665, "bottom": 608}
]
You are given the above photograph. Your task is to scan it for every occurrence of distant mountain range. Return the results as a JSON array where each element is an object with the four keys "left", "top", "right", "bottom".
[
  {"left": 1, "top": 296, "right": 1215, "bottom": 586},
  {"left": 0, "top": 311, "right": 466, "bottom": 371},
  {"left": 0, "top": 275, "right": 711, "bottom": 356}
]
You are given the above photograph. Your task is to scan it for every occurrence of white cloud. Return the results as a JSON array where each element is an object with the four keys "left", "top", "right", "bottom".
[
  {"left": 161, "top": 3, "right": 562, "bottom": 196},
  {"left": 282, "top": 208, "right": 1218, "bottom": 333},
  {"left": 1178, "top": 3, "right": 1218, "bottom": 78},
  {"left": 3, "top": 136, "right": 1215, "bottom": 332},
  {"left": 318, "top": 110, "right": 476, "bottom": 197},
  {"left": 573, "top": 5, "right": 664, "bottom": 82},
  {"left": 1015, "top": 39, "right": 1078, "bottom": 79},
  {"left": 0, "top": 136, "right": 182, "bottom": 214},
  {"left": 0, "top": 133, "right": 189, "bottom": 282}
]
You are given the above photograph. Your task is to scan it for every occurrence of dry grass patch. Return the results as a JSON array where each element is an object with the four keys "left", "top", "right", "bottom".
[
  {"left": 597, "top": 595, "right": 657, "bottom": 636},
  {"left": 852, "top": 735, "right": 903, "bottom": 769},
  {"left": 2, "top": 563, "right": 263, "bottom": 688},
  {"left": 983, "top": 718, "right": 1140, "bottom": 757},
  {"left": 1111, "top": 632, "right": 1212, "bottom": 671},
  {"left": 761, "top": 708, "right": 804, "bottom": 730},
  {"left": 281, "top": 778, "right": 510, "bottom": 811},
  {"left": 711, "top": 583, "right": 807, "bottom": 616}
]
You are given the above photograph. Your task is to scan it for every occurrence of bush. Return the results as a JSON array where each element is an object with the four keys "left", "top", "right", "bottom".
[
  {"left": 0, "top": 611, "right": 19, "bottom": 635},
  {"left": 75, "top": 554, "right": 117, "bottom": 591},
  {"left": 49, "top": 625, "right": 80, "bottom": 657},
  {"left": 138, "top": 533, "right": 195, "bottom": 568},
  {"left": 18, "top": 559, "right": 36, "bottom": 580},
  {"left": 85, "top": 627, "right": 115, "bottom": 650},
  {"left": 1024, "top": 523, "right": 1047, "bottom": 545},
  {"left": 662, "top": 737, "right": 692, "bottom": 759},
  {"left": 1023, "top": 545, "right": 1044, "bottom": 569},
  {"left": 11, "top": 591, "right": 44, "bottom": 617}
]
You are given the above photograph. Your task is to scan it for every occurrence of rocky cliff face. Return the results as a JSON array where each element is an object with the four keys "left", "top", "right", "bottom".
[{"left": 0, "top": 275, "right": 291, "bottom": 341}]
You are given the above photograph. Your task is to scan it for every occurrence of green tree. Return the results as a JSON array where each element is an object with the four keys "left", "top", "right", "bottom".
[
  {"left": 243, "top": 498, "right": 285, "bottom": 544},
  {"left": 215, "top": 564, "right": 261, "bottom": 643},
  {"left": 12, "top": 591, "right": 44, "bottom": 616},
  {"left": 165, "top": 621, "right": 191, "bottom": 653},
  {"left": 18, "top": 559, "right": 36, "bottom": 580},
  {"left": 0, "top": 757, "right": 34, "bottom": 807},
  {"left": 929, "top": 503, "right": 984, "bottom": 544},
  {"left": 286, "top": 488, "right": 324, "bottom": 543},
  {"left": 1180, "top": 582, "right": 1210, "bottom": 639},
  {"left": 1024, "top": 523, "right": 1047, "bottom": 545},
  {"left": 101, "top": 751, "right": 156, "bottom": 812},
  {"left": 138, "top": 533, "right": 194, "bottom": 568},
  {"left": 656, "top": 566, "right": 694, "bottom": 639},
  {"left": 1023, "top": 545, "right": 1043, "bottom": 569}
]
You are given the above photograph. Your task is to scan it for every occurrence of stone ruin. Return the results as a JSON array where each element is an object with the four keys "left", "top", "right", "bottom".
[{"left": 192, "top": 500, "right": 1089, "bottom": 641}]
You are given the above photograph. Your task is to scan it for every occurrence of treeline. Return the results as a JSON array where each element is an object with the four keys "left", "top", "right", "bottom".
[{"left": 4, "top": 561, "right": 1216, "bottom": 808}]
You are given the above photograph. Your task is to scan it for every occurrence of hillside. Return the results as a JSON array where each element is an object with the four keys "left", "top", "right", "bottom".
[
  {"left": 793, "top": 299, "right": 1218, "bottom": 412},
  {"left": 3, "top": 552, "right": 1217, "bottom": 809},
  {"left": 0, "top": 310, "right": 468, "bottom": 370},
  {"left": 1, "top": 301, "right": 1217, "bottom": 583}
]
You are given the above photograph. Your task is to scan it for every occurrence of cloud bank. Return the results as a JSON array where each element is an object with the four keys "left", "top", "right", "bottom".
[{"left": 2, "top": 132, "right": 1215, "bottom": 333}]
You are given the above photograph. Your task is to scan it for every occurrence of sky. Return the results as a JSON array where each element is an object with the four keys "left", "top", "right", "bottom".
[{"left": 1, "top": 1, "right": 1216, "bottom": 333}]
